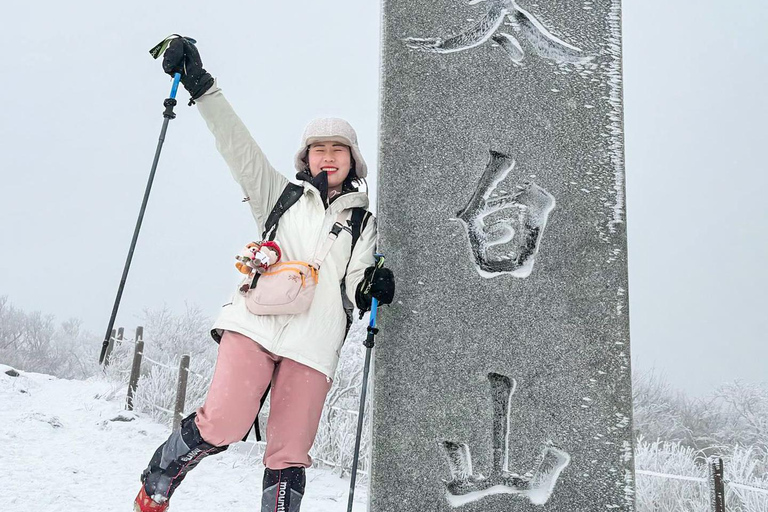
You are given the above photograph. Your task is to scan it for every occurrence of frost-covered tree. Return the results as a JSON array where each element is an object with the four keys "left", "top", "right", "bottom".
[
  {"left": 0, "top": 295, "right": 98, "bottom": 379},
  {"left": 633, "top": 367, "right": 768, "bottom": 510},
  {"left": 711, "top": 381, "right": 768, "bottom": 450}
]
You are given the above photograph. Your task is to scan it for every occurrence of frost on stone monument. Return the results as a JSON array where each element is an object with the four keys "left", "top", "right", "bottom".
[
  {"left": 455, "top": 150, "right": 555, "bottom": 278},
  {"left": 403, "top": 0, "right": 594, "bottom": 66},
  {"left": 440, "top": 373, "right": 570, "bottom": 507}
]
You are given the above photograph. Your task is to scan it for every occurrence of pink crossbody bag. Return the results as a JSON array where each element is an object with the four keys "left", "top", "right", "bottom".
[{"left": 243, "top": 211, "right": 348, "bottom": 316}]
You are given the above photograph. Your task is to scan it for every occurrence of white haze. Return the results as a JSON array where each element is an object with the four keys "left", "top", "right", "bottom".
[{"left": 0, "top": 0, "right": 765, "bottom": 396}]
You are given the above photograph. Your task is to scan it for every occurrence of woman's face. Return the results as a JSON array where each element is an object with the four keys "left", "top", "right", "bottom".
[{"left": 307, "top": 141, "right": 352, "bottom": 191}]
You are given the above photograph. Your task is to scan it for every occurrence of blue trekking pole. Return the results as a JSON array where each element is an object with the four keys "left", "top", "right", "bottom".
[
  {"left": 347, "top": 254, "right": 384, "bottom": 512},
  {"left": 98, "top": 41, "right": 184, "bottom": 364}
]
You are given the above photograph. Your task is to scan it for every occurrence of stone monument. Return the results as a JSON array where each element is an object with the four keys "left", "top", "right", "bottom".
[{"left": 373, "top": 0, "right": 634, "bottom": 510}]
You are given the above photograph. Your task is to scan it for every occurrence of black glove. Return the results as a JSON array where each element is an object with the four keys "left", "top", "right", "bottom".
[
  {"left": 162, "top": 37, "right": 215, "bottom": 102},
  {"left": 355, "top": 265, "right": 395, "bottom": 312}
]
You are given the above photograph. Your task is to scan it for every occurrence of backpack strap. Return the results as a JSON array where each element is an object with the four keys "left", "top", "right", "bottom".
[
  {"left": 349, "top": 208, "right": 371, "bottom": 251},
  {"left": 341, "top": 208, "right": 373, "bottom": 334},
  {"left": 262, "top": 183, "right": 304, "bottom": 241},
  {"left": 249, "top": 183, "right": 304, "bottom": 290}
]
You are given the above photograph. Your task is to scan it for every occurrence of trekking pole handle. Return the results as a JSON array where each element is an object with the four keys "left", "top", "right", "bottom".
[
  {"left": 365, "top": 298, "right": 379, "bottom": 349},
  {"left": 368, "top": 253, "right": 384, "bottom": 329},
  {"left": 163, "top": 73, "right": 182, "bottom": 119},
  {"left": 169, "top": 72, "right": 181, "bottom": 99},
  {"left": 369, "top": 297, "right": 379, "bottom": 327}
]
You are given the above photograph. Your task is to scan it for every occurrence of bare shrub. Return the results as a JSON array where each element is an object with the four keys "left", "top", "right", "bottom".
[
  {"left": 634, "top": 437, "right": 709, "bottom": 512},
  {"left": 104, "top": 305, "right": 218, "bottom": 426},
  {"left": 725, "top": 445, "right": 768, "bottom": 512},
  {"left": 634, "top": 368, "right": 768, "bottom": 511},
  {"left": 711, "top": 382, "right": 768, "bottom": 451},
  {"left": 0, "top": 295, "right": 99, "bottom": 379},
  {"left": 633, "top": 369, "right": 768, "bottom": 455},
  {"left": 633, "top": 368, "right": 689, "bottom": 442},
  {"left": 635, "top": 438, "right": 768, "bottom": 512}
]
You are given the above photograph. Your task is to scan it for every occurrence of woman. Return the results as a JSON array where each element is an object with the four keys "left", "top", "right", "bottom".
[{"left": 134, "top": 36, "right": 395, "bottom": 512}]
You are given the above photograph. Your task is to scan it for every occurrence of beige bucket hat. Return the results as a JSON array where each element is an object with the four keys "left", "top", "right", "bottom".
[{"left": 294, "top": 118, "right": 368, "bottom": 179}]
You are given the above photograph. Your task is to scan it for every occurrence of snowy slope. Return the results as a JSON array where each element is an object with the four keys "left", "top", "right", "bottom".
[{"left": 0, "top": 364, "right": 367, "bottom": 512}]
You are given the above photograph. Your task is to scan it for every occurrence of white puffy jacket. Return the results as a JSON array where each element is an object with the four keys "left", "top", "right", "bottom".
[{"left": 196, "top": 85, "right": 376, "bottom": 378}]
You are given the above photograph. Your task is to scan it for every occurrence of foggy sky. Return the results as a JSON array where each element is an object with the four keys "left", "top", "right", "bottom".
[{"left": 1, "top": 0, "right": 766, "bottom": 396}]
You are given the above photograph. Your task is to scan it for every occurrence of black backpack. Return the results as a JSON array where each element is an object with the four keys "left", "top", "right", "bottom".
[
  {"left": 262, "top": 183, "right": 370, "bottom": 253},
  {"left": 246, "top": 183, "right": 371, "bottom": 441}
]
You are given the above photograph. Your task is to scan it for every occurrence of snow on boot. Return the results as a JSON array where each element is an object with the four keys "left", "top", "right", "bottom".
[
  {"left": 138, "top": 412, "right": 227, "bottom": 506},
  {"left": 261, "top": 467, "right": 305, "bottom": 512},
  {"left": 134, "top": 485, "right": 169, "bottom": 512}
]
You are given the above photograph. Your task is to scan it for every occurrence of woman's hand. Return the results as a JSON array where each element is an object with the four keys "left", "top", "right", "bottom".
[
  {"left": 162, "top": 36, "right": 215, "bottom": 101},
  {"left": 355, "top": 265, "right": 395, "bottom": 311}
]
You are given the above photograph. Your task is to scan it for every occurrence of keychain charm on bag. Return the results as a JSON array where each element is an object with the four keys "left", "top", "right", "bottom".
[
  {"left": 231, "top": 211, "right": 348, "bottom": 315},
  {"left": 231, "top": 182, "right": 366, "bottom": 316},
  {"left": 241, "top": 212, "right": 346, "bottom": 316},
  {"left": 235, "top": 240, "right": 282, "bottom": 294}
]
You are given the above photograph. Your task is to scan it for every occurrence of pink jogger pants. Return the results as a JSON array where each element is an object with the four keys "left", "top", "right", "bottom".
[{"left": 194, "top": 330, "right": 332, "bottom": 469}]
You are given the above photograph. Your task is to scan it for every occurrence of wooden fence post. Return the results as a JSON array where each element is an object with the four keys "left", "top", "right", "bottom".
[
  {"left": 709, "top": 456, "right": 726, "bottom": 512},
  {"left": 103, "top": 328, "right": 117, "bottom": 367},
  {"left": 126, "top": 327, "right": 144, "bottom": 411},
  {"left": 172, "top": 355, "right": 190, "bottom": 431}
]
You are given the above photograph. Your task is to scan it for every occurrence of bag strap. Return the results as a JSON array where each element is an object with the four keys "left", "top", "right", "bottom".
[
  {"left": 309, "top": 208, "right": 372, "bottom": 269},
  {"left": 310, "top": 212, "right": 350, "bottom": 269},
  {"left": 262, "top": 183, "right": 304, "bottom": 241},
  {"left": 311, "top": 207, "right": 371, "bottom": 271}
]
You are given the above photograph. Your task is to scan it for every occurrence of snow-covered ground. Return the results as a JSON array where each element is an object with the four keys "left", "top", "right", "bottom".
[{"left": 0, "top": 364, "right": 366, "bottom": 512}]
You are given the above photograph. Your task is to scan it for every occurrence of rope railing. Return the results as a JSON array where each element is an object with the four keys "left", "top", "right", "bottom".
[
  {"left": 636, "top": 468, "right": 768, "bottom": 492},
  {"left": 138, "top": 351, "right": 208, "bottom": 382},
  {"left": 185, "top": 367, "right": 207, "bottom": 381},
  {"left": 636, "top": 460, "right": 768, "bottom": 510},
  {"left": 146, "top": 402, "right": 175, "bottom": 415},
  {"left": 313, "top": 456, "right": 369, "bottom": 476},
  {"left": 726, "top": 481, "right": 768, "bottom": 496},
  {"left": 141, "top": 353, "right": 177, "bottom": 372},
  {"left": 635, "top": 469, "right": 707, "bottom": 483},
  {"left": 235, "top": 418, "right": 366, "bottom": 477}
]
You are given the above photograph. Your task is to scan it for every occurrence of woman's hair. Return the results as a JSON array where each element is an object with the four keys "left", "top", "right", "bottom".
[
  {"left": 300, "top": 151, "right": 364, "bottom": 192},
  {"left": 344, "top": 156, "right": 362, "bottom": 190}
]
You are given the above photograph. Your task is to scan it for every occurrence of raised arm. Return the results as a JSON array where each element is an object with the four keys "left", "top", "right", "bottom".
[
  {"left": 161, "top": 36, "right": 287, "bottom": 229},
  {"left": 196, "top": 85, "right": 288, "bottom": 228}
]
